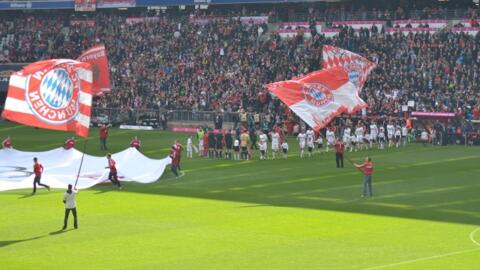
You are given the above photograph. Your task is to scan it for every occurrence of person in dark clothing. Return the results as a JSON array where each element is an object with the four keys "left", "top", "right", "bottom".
[
  {"left": 249, "top": 127, "right": 258, "bottom": 150},
  {"left": 208, "top": 131, "right": 216, "bottom": 158},
  {"left": 215, "top": 132, "right": 224, "bottom": 159},
  {"left": 224, "top": 130, "right": 233, "bottom": 160}
]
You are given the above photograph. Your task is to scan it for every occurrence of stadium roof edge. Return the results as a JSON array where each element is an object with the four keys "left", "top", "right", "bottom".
[{"left": 0, "top": 0, "right": 343, "bottom": 11}]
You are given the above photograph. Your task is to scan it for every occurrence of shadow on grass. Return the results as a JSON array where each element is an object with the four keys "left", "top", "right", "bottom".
[
  {"left": 0, "top": 229, "right": 76, "bottom": 248},
  {"left": 0, "top": 236, "right": 46, "bottom": 248}
]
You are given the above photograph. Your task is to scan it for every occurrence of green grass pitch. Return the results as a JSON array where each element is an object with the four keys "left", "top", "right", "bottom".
[{"left": 0, "top": 122, "right": 479, "bottom": 269}]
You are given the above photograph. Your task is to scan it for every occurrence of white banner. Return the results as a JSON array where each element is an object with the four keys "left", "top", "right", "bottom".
[{"left": 0, "top": 147, "right": 171, "bottom": 191}]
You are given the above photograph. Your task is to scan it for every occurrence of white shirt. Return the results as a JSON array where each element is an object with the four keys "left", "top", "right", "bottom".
[
  {"left": 379, "top": 127, "right": 385, "bottom": 138},
  {"left": 326, "top": 130, "right": 335, "bottom": 143},
  {"left": 395, "top": 129, "right": 401, "bottom": 137},
  {"left": 259, "top": 134, "right": 268, "bottom": 151},
  {"left": 402, "top": 126, "right": 408, "bottom": 136},
  {"left": 64, "top": 190, "right": 78, "bottom": 209},
  {"left": 387, "top": 125, "right": 395, "bottom": 136},
  {"left": 271, "top": 132, "right": 280, "bottom": 146},
  {"left": 370, "top": 125, "right": 378, "bottom": 136},
  {"left": 297, "top": 133, "right": 306, "bottom": 145},
  {"left": 187, "top": 138, "right": 193, "bottom": 150},
  {"left": 281, "top": 142, "right": 289, "bottom": 150},
  {"left": 421, "top": 131, "right": 429, "bottom": 140},
  {"left": 234, "top": 139, "right": 239, "bottom": 147},
  {"left": 355, "top": 127, "right": 364, "bottom": 137},
  {"left": 306, "top": 130, "right": 314, "bottom": 143}
]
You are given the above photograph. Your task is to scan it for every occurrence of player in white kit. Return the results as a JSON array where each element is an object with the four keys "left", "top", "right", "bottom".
[
  {"left": 401, "top": 124, "right": 408, "bottom": 146},
  {"left": 258, "top": 131, "right": 268, "bottom": 160},
  {"left": 270, "top": 130, "right": 280, "bottom": 159},
  {"left": 315, "top": 133, "right": 324, "bottom": 154},
  {"left": 342, "top": 126, "right": 351, "bottom": 151},
  {"left": 297, "top": 131, "right": 306, "bottom": 158},
  {"left": 395, "top": 126, "right": 402, "bottom": 148},
  {"left": 326, "top": 128, "right": 335, "bottom": 152},
  {"left": 281, "top": 140, "right": 289, "bottom": 159},
  {"left": 355, "top": 125, "right": 364, "bottom": 151},
  {"left": 387, "top": 122, "right": 395, "bottom": 148},
  {"left": 306, "top": 128, "right": 315, "bottom": 157},
  {"left": 187, "top": 136, "right": 193, "bottom": 159},
  {"left": 378, "top": 126, "right": 385, "bottom": 149},
  {"left": 369, "top": 122, "right": 378, "bottom": 149}
]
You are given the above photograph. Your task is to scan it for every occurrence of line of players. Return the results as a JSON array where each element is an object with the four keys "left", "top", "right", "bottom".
[{"left": 185, "top": 121, "right": 410, "bottom": 160}]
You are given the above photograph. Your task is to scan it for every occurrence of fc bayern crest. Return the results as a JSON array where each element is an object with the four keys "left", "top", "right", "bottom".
[
  {"left": 346, "top": 61, "right": 363, "bottom": 87},
  {"left": 302, "top": 83, "right": 333, "bottom": 106},
  {"left": 25, "top": 63, "right": 80, "bottom": 125}
]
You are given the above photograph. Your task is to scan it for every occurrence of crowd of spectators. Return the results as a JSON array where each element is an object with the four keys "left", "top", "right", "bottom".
[{"left": 0, "top": 6, "right": 479, "bottom": 122}]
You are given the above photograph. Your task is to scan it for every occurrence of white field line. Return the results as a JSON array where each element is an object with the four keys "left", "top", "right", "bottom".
[{"left": 362, "top": 227, "right": 480, "bottom": 270}]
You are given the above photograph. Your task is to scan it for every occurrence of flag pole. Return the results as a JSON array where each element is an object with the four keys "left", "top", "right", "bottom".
[
  {"left": 344, "top": 155, "right": 362, "bottom": 172},
  {"left": 74, "top": 138, "right": 89, "bottom": 188}
]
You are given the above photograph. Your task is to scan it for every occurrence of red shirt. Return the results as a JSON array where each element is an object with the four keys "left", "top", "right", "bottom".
[
  {"left": 99, "top": 126, "right": 108, "bottom": 139},
  {"left": 130, "top": 139, "right": 141, "bottom": 149},
  {"left": 334, "top": 142, "right": 345, "bottom": 154},
  {"left": 170, "top": 149, "right": 180, "bottom": 166},
  {"left": 64, "top": 138, "right": 75, "bottom": 150},
  {"left": 33, "top": 163, "right": 43, "bottom": 177},
  {"left": 2, "top": 138, "right": 11, "bottom": 148},
  {"left": 359, "top": 161, "right": 374, "bottom": 176},
  {"left": 108, "top": 159, "right": 117, "bottom": 172}
]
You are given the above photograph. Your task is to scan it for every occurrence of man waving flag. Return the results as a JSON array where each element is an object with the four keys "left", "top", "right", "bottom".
[
  {"left": 266, "top": 46, "right": 375, "bottom": 131},
  {"left": 1, "top": 59, "right": 93, "bottom": 137}
]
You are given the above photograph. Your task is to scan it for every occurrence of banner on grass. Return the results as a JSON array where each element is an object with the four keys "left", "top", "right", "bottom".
[
  {"left": 267, "top": 67, "right": 368, "bottom": 130},
  {"left": 77, "top": 45, "right": 111, "bottom": 96},
  {"left": 0, "top": 147, "right": 171, "bottom": 191},
  {"left": 1, "top": 59, "right": 93, "bottom": 137}
]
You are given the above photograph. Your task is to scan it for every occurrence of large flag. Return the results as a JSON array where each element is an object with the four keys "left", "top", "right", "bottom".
[
  {"left": 1, "top": 59, "right": 93, "bottom": 137},
  {"left": 77, "top": 45, "right": 111, "bottom": 96},
  {"left": 322, "top": 45, "right": 376, "bottom": 89},
  {"left": 267, "top": 67, "right": 368, "bottom": 130}
]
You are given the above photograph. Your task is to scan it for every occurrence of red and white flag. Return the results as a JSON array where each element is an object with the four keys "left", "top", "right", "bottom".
[
  {"left": 1, "top": 59, "right": 93, "bottom": 137},
  {"left": 267, "top": 68, "right": 373, "bottom": 131},
  {"left": 77, "top": 45, "right": 111, "bottom": 96},
  {"left": 322, "top": 45, "right": 376, "bottom": 89}
]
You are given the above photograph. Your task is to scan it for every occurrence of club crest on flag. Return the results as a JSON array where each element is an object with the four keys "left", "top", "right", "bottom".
[
  {"left": 302, "top": 83, "right": 333, "bottom": 107},
  {"left": 25, "top": 63, "right": 80, "bottom": 125},
  {"left": 346, "top": 61, "right": 362, "bottom": 87}
]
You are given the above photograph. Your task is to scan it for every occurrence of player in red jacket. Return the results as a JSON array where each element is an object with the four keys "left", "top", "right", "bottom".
[
  {"left": 32, "top": 157, "right": 50, "bottom": 194},
  {"left": 64, "top": 137, "right": 75, "bottom": 150},
  {"left": 169, "top": 146, "right": 180, "bottom": 178},
  {"left": 130, "top": 136, "right": 141, "bottom": 150},
  {"left": 99, "top": 124, "right": 109, "bottom": 150},
  {"left": 105, "top": 153, "right": 122, "bottom": 189},
  {"left": 2, "top": 136, "right": 12, "bottom": 149},
  {"left": 354, "top": 157, "right": 374, "bottom": 198}
]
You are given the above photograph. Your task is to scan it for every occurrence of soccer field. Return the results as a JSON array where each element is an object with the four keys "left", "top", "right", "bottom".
[{"left": 1, "top": 122, "right": 479, "bottom": 270}]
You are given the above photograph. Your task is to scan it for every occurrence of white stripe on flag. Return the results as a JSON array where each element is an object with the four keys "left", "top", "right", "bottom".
[
  {"left": 4, "top": 97, "right": 91, "bottom": 128},
  {"left": 79, "top": 92, "right": 92, "bottom": 106},
  {"left": 4, "top": 97, "right": 32, "bottom": 114},
  {"left": 77, "top": 68, "right": 93, "bottom": 83},
  {"left": 76, "top": 113, "right": 91, "bottom": 128},
  {"left": 9, "top": 75, "right": 27, "bottom": 90}
]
